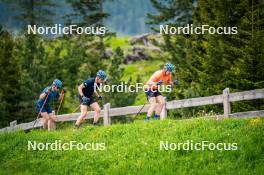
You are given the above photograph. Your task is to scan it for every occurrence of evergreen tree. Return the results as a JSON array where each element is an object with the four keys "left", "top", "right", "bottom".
[
  {"left": 2, "top": 0, "right": 59, "bottom": 122},
  {"left": 147, "top": 0, "right": 194, "bottom": 26},
  {"left": 148, "top": 0, "right": 264, "bottom": 115},
  {"left": 66, "top": 0, "right": 110, "bottom": 60},
  {"left": 194, "top": 0, "right": 264, "bottom": 112},
  {"left": 0, "top": 26, "right": 22, "bottom": 127}
]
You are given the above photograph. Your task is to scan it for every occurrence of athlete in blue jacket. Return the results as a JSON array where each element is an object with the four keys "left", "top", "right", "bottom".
[{"left": 36, "top": 79, "right": 65, "bottom": 131}]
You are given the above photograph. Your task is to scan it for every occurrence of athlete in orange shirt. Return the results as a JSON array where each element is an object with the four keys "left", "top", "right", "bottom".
[{"left": 144, "top": 63, "right": 175, "bottom": 120}]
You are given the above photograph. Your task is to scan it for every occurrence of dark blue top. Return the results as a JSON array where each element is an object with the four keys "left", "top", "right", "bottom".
[
  {"left": 36, "top": 86, "right": 59, "bottom": 107},
  {"left": 82, "top": 78, "right": 99, "bottom": 98}
]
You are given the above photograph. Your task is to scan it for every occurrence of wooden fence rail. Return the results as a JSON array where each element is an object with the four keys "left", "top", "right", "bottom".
[{"left": 1, "top": 88, "right": 264, "bottom": 133}]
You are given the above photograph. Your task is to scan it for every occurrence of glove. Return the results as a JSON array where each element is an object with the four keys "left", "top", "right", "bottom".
[
  {"left": 156, "top": 80, "right": 163, "bottom": 86},
  {"left": 173, "top": 80, "right": 180, "bottom": 86},
  {"left": 82, "top": 96, "right": 90, "bottom": 103},
  {"left": 98, "top": 96, "right": 103, "bottom": 100}
]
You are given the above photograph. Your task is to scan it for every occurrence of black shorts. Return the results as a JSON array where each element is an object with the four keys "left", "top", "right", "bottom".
[
  {"left": 145, "top": 89, "right": 162, "bottom": 99},
  {"left": 79, "top": 96, "right": 96, "bottom": 106}
]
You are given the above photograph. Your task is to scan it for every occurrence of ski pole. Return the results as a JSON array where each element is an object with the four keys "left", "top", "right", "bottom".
[
  {"left": 134, "top": 102, "right": 147, "bottom": 118},
  {"left": 33, "top": 90, "right": 51, "bottom": 128},
  {"left": 57, "top": 103, "right": 81, "bottom": 127},
  {"left": 134, "top": 82, "right": 162, "bottom": 118},
  {"left": 72, "top": 104, "right": 81, "bottom": 113},
  {"left": 134, "top": 91, "right": 150, "bottom": 118},
  {"left": 134, "top": 80, "right": 179, "bottom": 119},
  {"left": 56, "top": 92, "right": 65, "bottom": 115}
]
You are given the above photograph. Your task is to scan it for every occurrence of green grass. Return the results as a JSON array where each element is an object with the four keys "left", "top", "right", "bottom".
[
  {"left": 0, "top": 117, "right": 263, "bottom": 175},
  {"left": 105, "top": 36, "right": 131, "bottom": 50},
  {"left": 122, "top": 60, "right": 163, "bottom": 82}
]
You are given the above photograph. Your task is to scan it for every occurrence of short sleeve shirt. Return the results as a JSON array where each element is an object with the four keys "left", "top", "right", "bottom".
[
  {"left": 83, "top": 78, "right": 99, "bottom": 98},
  {"left": 37, "top": 86, "right": 59, "bottom": 107}
]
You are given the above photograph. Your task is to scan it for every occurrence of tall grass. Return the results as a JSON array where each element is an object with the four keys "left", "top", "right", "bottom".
[{"left": 0, "top": 118, "right": 263, "bottom": 175}]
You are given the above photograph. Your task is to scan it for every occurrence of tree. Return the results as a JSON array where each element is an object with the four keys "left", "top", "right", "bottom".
[
  {"left": 148, "top": 0, "right": 264, "bottom": 116},
  {"left": 66, "top": 0, "right": 111, "bottom": 60},
  {"left": 1, "top": 0, "right": 58, "bottom": 123},
  {"left": 0, "top": 26, "right": 22, "bottom": 127},
  {"left": 147, "top": 0, "right": 194, "bottom": 27}
]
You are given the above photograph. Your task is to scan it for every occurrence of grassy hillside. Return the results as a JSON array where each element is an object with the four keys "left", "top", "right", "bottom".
[
  {"left": 0, "top": 117, "right": 263, "bottom": 175},
  {"left": 105, "top": 36, "right": 131, "bottom": 50}
]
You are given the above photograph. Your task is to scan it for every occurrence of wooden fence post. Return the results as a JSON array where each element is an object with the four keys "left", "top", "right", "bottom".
[
  {"left": 223, "top": 88, "right": 231, "bottom": 118},
  {"left": 160, "top": 97, "right": 167, "bottom": 120},
  {"left": 9, "top": 120, "right": 17, "bottom": 131},
  {"left": 103, "top": 103, "right": 111, "bottom": 126},
  {"left": 10, "top": 120, "right": 17, "bottom": 127}
]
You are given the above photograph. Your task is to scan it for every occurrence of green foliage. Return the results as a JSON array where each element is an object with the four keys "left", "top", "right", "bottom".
[
  {"left": 193, "top": 0, "right": 264, "bottom": 112},
  {"left": 148, "top": 0, "right": 264, "bottom": 115},
  {"left": 105, "top": 36, "right": 131, "bottom": 50},
  {"left": 122, "top": 60, "right": 163, "bottom": 82},
  {"left": 0, "top": 0, "right": 115, "bottom": 127},
  {"left": 105, "top": 47, "right": 137, "bottom": 108},
  {"left": 147, "top": 0, "right": 194, "bottom": 26},
  {"left": 66, "top": 0, "right": 109, "bottom": 26},
  {"left": 0, "top": 27, "right": 21, "bottom": 126},
  {"left": 5, "top": 0, "right": 57, "bottom": 29},
  {"left": 0, "top": 118, "right": 263, "bottom": 174}
]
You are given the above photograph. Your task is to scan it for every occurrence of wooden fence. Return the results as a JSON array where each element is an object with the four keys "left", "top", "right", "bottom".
[{"left": 1, "top": 88, "right": 264, "bottom": 133}]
